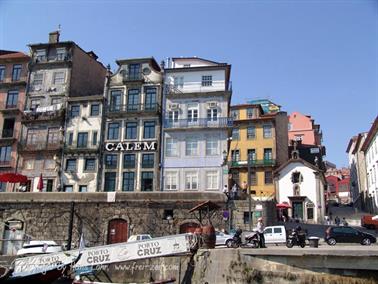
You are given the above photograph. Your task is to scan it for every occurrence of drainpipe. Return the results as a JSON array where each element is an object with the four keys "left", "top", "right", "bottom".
[{"left": 159, "top": 73, "right": 166, "bottom": 191}]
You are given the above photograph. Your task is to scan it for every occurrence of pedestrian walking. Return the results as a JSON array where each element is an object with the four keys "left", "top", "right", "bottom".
[
  {"left": 342, "top": 217, "right": 348, "bottom": 226},
  {"left": 231, "top": 184, "right": 238, "bottom": 199},
  {"left": 335, "top": 216, "right": 340, "bottom": 226},
  {"left": 256, "top": 217, "right": 266, "bottom": 248}
]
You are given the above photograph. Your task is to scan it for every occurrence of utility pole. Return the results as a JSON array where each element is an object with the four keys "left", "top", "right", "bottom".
[{"left": 247, "top": 160, "right": 252, "bottom": 231}]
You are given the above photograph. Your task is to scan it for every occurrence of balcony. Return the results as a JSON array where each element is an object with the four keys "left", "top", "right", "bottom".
[
  {"left": 0, "top": 157, "right": 15, "bottom": 168},
  {"left": 165, "top": 81, "right": 231, "bottom": 95},
  {"left": 22, "top": 107, "right": 65, "bottom": 123},
  {"left": 164, "top": 117, "right": 233, "bottom": 129},
  {"left": 64, "top": 141, "right": 99, "bottom": 153},
  {"left": 228, "top": 159, "right": 276, "bottom": 168},
  {"left": 106, "top": 103, "right": 160, "bottom": 115},
  {"left": 0, "top": 102, "right": 23, "bottom": 113},
  {"left": 32, "top": 54, "right": 72, "bottom": 64},
  {"left": 0, "top": 76, "right": 28, "bottom": 86},
  {"left": 18, "top": 141, "right": 62, "bottom": 152},
  {"left": 122, "top": 72, "right": 144, "bottom": 83}
]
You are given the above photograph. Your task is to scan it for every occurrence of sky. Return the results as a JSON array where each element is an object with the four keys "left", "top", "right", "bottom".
[{"left": 0, "top": 0, "right": 377, "bottom": 167}]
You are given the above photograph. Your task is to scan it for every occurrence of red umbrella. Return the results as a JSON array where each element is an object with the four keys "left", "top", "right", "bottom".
[
  {"left": 276, "top": 203, "right": 292, "bottom": 209},
  {"left": 0, "top": 172, "right": 28, "bottom": 183},
  {"left": 37, "top": 174, "right": 44, "bottom": 192}
]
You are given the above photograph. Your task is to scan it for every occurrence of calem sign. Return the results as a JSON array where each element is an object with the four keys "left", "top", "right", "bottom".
[{"left": 105, "top": 141, "right": 157, "bottom": 152}]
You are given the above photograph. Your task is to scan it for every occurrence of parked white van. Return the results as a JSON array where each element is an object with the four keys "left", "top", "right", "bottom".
[{"left": 264, "top": 226, "right": 286, "bottom": 244}]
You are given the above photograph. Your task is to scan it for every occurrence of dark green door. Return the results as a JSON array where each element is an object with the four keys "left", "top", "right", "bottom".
[{"left": 292, "top": 202, "right": 303, "bottom": 219}]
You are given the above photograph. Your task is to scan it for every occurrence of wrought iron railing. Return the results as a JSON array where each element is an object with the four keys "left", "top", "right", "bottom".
[
  {"left": 19, "top": 141, "right": 62, "bottom": 151},
  {"left": 164, "top": 117, "right": 233, "bottom": 129},
  {"left": 107, "top": 103, "right": 160, "bottom": 113},
  {"left": 228, "top": 159, "right": 276, "bottom": 167}
]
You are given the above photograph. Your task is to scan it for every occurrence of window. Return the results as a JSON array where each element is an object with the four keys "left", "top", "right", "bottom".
[
  {"left": 166, "top": 138, "right": 178, "bottom": 157},
  {"left": 201, "top": 75, "right": 212, "bottom": 86},
  {"left": 207, "top": 108, "right": 218, "bottom": 121},
  {"left": 185, "top": 172, "right": 198, "bottom": 190},
  {"left": 291, "top": 171, "right": 303, "bottom": 183},
  {"left": 288, "top": 123, "right": 292, "bottom": 131},
  {"left": 90, "top": 104, "right": 100, "bottom": 116},
  {"left": 79, "top": 185, "right": 87, "bottom": 192},
  {"left": 0, "top": 146, "right": 11, "bottom": 164},
  {"left": 168, "top": 111, "right": 179, "bottom": 122},
  {"left": 243, "top": 212, "right": 251, "bottom": 224},
  {"left": 107, "top": 122, "right": 120, "bottom": 140},
  {"left": 206, "top": 171, "right": 218, "bottom": 190},
  {"left": 92, "top": 131, "right": 98, "bottom": 145},
  {"left": 231, "top": 171, "right": 239, "bottom": 185},
  {"left": 307, "top": 207, "right": 314, "bottom": 219},
  {"left": 27, "top": 129, "right": 39, "bottom": 144},
  {"left": 125, "top": 122, "right": 137, "bottom": 139},
  {"left": 248, "top": 149, "right": 256, "bottom": 161},
  {"left": 56, "top": 48, "right": 66, "bottom": 60},
  {"left": 12, "top": 64, "right": 22, "bottom": 81},
  {"left": 165, "top": 172, "right": 178, "bottom": 190},
  {"left": 231, "top": 110, "right": 239, "bottom": 120},
  {"left": 263, "top": 124, "right": 272, "bottom": 138},
  {"left": 6, "top": 90, "right": 18, "bottom": 108},
  {"left": 65, "top": 159, "right": 77, "bottom": 171},
  {"left": 274, "top": 227, "right": 282, "bottom": 234},
  {"left": 186, "top": 138, "right": 198, "bottom": 156},
  {"left": 187, "top": 104, "right": 198, "bottom": 122},
  {"left": 84, "top": 158, "right": 96, "bottom": 171},
  {"left": 264, "top": 171, "right": 273, "bottom": 184},
  {"left": 68, "top": 133, "right": 73, "bottom": 146},
  {"left": 123, "top": 154, "right": 135, "bottom": 168},
  {"left": 46, "top": 180, "right": 53, "bottom": 192},
  {"left": 64, "top": 185, "right": 73, "bottom": 192},
  {"left": 33, "top": 73, "right": 43, "bottom": 86},
  {"left": 128, "top": 63, "right": 141, "bottom": 80},
  {"left": 110, "top": 90, "right": 122, "bottom": 111},
  {"left": 44, "top": 159, "right": 55, "bottom": 170},
  {"left": 249, "top": 171, "right": 257, "bottom": 186},
  {"left": 30, "top": 99, "right": 40, "bottom": 109},
  {"left": 264, "top": 148, "right": 272, "bottom": 160},
  {"left": 0, "top": 65, "right": 5, "bottom": 81},
  {"left": 206, "top": 137, "right": 218, "bottom": 156},
  {"left": 122, "top": 172, "right": 135, "bottom": 191},
  {"left": 53, "top": 72, "right": 65, "bottom": 84},
  {"left": 141, "top": 172, "right": 153, "bottom": 191},
  {"left": 77, "top": 132, "right": 88, "bottom": 148},
  {"left": 246, "top": 108, "right": 255, "bottom": 119},
  {"left": 143, "top": 121, "right": 155, "bottom": 139},
  {"left": 144, "top": 87, "right": 157, "bottom": 110},
  {"left": 173, "top": 76, "right": 184, "bottom": 88},
  {"left": 294, "top": 134, "right": 303, "bottom": 141},
  {"left": 51, "top": 97, "right": 62, "bottom": 105},
  {"left": 247, "top": 126, "right": 256, "bottom": 139},
  {"left": 70, "top": 105, "right": 80, "bottom": 118},
  {"left": 35, "top": 49, "right": 46, "bottom": 61},
  {"left": 142, "top": 154, "right": 154, "bottom": 168},
  {"left": 24, "top": 159, "right": 34, "bottom": 170},
  {"left": 104, "top": 172, "right": 116, "bottom": 192},
  {"left": 232, "top": 128, "right": 239, "bottom": 140},
  {"left": 231, "top": 150, "right": 240, "bottom": 161},
  {"left": 105, "top": 154, "right": 117, "bottom": 169},
  {"left": 127, "top": 89, "right": 140, "bottom": 111},
  {"left": 2, "top": 118, "right": 14, "bottom": 138},
  {"left": 47, "top": 128, "right": 60, "bottom": 144}
]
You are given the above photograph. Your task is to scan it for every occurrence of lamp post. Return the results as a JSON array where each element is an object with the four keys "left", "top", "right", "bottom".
[{"left": 222, "top": 150, "right": 232, "bottom": 232}]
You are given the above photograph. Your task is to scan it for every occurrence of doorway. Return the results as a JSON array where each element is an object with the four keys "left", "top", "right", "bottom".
[{"left": 107, "top": 219, "right": 128, "bottom": 244}]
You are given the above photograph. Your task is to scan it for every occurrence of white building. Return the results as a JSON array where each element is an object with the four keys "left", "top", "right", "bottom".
[
  {"left": 161, "top": 57, "right": 232, "bottom": 192},
  {"left": 361, "top": 116, "right": 378, "bottom": 214},
  {"left": 274, "top": 158, "right": 326, "bottom": 224}
]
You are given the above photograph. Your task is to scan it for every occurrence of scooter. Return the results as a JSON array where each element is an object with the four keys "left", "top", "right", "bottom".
[
  {"left": 229, "top": 229, "right": 260, "bottom": 248},
  {"left": 286, "top": 228, "right": 306, "bottom": 248}
]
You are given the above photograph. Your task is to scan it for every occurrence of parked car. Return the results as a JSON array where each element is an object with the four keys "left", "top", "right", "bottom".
[
  {"left": 215, "top": 231, "right": 233, "bottom": 246},
  {"left": 361, "top": 215, "right": 378, "bottom": 229},
  {"left": 264, "top": 226, "right": 287, "bottom": 245},
  {"left": 127, "top": 234, "right": 152, "bottom": 242},
  {"left": 17, "top": 240, "right": 63, "bottom": 256},
  {"left": 325, "top": 226, "right": 376, "bottom": 246}
]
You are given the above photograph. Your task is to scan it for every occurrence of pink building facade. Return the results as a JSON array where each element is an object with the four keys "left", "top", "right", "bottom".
[{"left": 288, "top": 112, "right": 322, "bottom": 146}]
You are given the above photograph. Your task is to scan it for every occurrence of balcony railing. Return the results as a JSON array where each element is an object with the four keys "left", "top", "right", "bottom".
[
  {"left": 0, "top": 76, "right": 28, "bottom": 84},
  {"left": 0, "top": 158, "right": 15, "bottom": 167},
  {"left": 19, "top": 141, "right": 62, "bottom": 151},
  {"left": 165, "top": 81, "right": 231, "bottom": 94},
  {"left": 164, "top": 117, "right": 233, "bottom": 129},
  {"left": 122, "top": 71, "right": 144, "bottom": 82},
  {"left": 64, "top": 141, "right": 99, "bottom": 151},
  {"left": 228, "top": 159, "right": 276, "bottom": 168},
  {"left": 22, "top": 107, "right": 64, "bottom": 122},
  {"left": 0, "top": 102, "right": 24, "bottom": 112},
  {"left": 107, "top": 103, "right": 160, "bottom": 114},
  {"left": 33, "top": 54, "right": 71, "bottom": 63}
]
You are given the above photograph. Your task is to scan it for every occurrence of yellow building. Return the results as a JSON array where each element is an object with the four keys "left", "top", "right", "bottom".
[{"left": 228, "top": 103, "right": 288, "bottom": 199}]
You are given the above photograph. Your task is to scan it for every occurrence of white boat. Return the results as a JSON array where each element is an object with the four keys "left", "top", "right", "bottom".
[
  {"left": 16, "top": 240, "right": 63, "bottom": 256},
  {"left": 373, "top": 215, "right": 378, "bottom": 221}
]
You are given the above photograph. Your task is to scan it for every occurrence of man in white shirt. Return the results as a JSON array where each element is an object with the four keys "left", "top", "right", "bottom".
[{"left": 256, "top": 217, "right": 266, "bottom": 248}]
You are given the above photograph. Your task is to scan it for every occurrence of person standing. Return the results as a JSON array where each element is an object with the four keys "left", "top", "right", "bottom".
[{"left": 256, "top": 217, "right": 266, "bottom": 248}]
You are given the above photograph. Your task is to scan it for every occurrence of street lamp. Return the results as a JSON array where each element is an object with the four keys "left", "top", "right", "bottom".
[{"left": 242, "top": 178, "right": 252, "bottom": 231}]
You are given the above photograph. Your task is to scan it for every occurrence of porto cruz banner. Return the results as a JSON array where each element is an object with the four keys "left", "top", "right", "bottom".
[{"left": 105, "top": 141, "right": 158, "bottom": 152}]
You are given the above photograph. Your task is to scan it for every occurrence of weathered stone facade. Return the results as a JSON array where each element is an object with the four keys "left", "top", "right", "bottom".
[{"left": 0, "top": 192, "right": 226, "bottom": 255}]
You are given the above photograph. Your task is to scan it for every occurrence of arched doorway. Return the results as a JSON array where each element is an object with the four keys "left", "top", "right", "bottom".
[
  {"left": 107, "top": 219, "right": 128, "bottom": 244},
  {"left": 179, "top": 222, "right": 200, "bottom": 234},
  {"left": 3, "top": 220, "right": 24, "bottom": 255}
]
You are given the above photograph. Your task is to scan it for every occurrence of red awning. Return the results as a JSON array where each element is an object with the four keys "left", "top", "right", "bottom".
[
  {"left": 0, "top": 172, "right": 28, "bottom": 183},
  {"left": 276, "top": 203, "right": 291, "bottom": 209}
]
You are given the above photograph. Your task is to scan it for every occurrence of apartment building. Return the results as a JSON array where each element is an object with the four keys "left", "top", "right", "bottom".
[
  {"left": 0, "top": 50, "right": 29, "bottom": 192},
  {"left": 161, "top": 57, "right": 232, "bottom": 192}
]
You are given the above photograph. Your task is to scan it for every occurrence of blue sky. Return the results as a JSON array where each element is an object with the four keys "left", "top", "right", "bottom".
[{"left": 0, "top": 0, "right": 377, "bottom": 167}]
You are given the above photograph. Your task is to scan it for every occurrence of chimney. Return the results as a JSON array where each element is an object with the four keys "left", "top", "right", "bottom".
[{"left": 49, "top": 31, "right": 60, "bottom": 43}]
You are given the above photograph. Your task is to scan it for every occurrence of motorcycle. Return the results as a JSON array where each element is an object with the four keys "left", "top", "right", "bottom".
[
  {"left": 229, "top": 229, "right": 260, "bottom": 248},
  {"left": 286, "top": 228, "right": 306, "bottom": 248}
]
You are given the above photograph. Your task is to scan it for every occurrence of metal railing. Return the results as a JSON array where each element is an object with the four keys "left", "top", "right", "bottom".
[
  {"left": 22, "top": 108, "right": 65, "bottom": 121},
  {"left": 0, "top": 102, "right": 24, "bottom": 111},
  {"left": 122, "top": 71, "right": 144, "bottom": 81},
  {"left": 19, "top": 141, "right": 62, "bottom": 151},
  {"left": 107, "top": 103, "right": 160, "bottom": 113},
  {"left": 0, "top": 158, "right": 15, "bottom": 167},
  {"left": 228, "top": 159, "right": 276, "bottom": 167},
  {"left": 64, "top": 141, "right": 99, "bottom": 150},
  {"left": 165, "top": 81, "right": 229, "bottom": 94},
  {"left": 0, "top": 76, "right": 28, "bottom": 84},
  {"left": 164, "top": 117, "right": 233, "bottom": 129}
]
